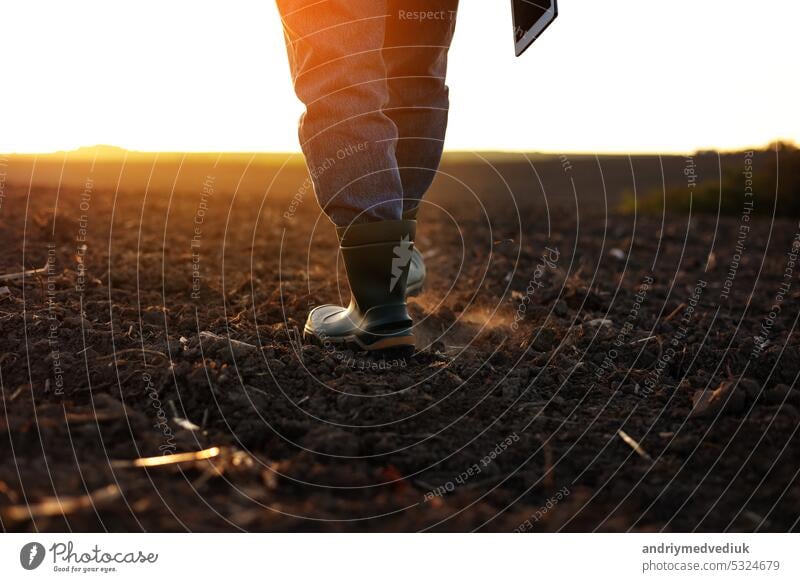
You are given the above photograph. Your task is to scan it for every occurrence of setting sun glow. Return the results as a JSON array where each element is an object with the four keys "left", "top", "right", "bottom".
[{"left": 1, "top": 0, "right": 797, "bottom": 154}]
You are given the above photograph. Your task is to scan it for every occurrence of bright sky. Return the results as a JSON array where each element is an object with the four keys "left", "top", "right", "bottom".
[{"left": 1, "top": 0, "right": 797, "bottom": 154}]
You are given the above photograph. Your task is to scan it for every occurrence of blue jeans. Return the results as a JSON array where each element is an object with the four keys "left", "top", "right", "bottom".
[{"left": 278, "top": 0, "right": 459, "bottom": 226}]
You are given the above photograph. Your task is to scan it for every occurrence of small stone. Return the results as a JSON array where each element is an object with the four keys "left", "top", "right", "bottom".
[
  {"left": 301, "top": 344, "right": 323, "bottom": 359},
  {"left": 531, "top": 327, "right": 557, "bottom": 352},
  {"left": 266, "top": 358, "right": 285, "bottom": 372},
  {"left": 302, "top": 427, "right": 360, "bottom": 456},
  {"left": 764, "top": 383, "right": 800, "bottom": 406},
  {"left": 739, "top": 378, "right": 761, "bottom": 400},
  {"left": 394, "top": 374, "right": 413, "bottom": 387},
  {"left": 691, "top": 381, "right": 746, "bottom": 418},
  {"left": 502, "top": 381, "right": 522, "bottom": 399},
  {"left": 777, "top": 403, "right": 800, "bottom": 421},
  {"left": 667, "top": 436, "right": 694, "bottom": 454},
  {"left": 337, "top": 393, "right": 360, "bottom": 411},
  {"left": 438, "top": 306, "right": 456, "bottom": 324}
]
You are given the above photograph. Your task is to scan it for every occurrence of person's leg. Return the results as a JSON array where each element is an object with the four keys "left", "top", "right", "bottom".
[
  {"left": 279, "top": 1, "right": 417, "bottom": 350},
  {"left": 277, "top": 0, "right": 403, "bottom": 225},
  {"left": 383, "top": 0, "right": 459, "bottom": 215}
]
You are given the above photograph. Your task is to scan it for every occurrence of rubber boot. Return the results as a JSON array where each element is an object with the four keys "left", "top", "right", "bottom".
[
  {"left": 403, "top": 207, "right": 426, "bottom": 296},
  {"left": 304, "top": 219, "right": 416, "bottom": 351}
]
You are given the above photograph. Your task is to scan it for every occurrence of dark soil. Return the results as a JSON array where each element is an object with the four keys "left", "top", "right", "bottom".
[{"left": 1, "top": 160, "right": 799, "bottom": 532}]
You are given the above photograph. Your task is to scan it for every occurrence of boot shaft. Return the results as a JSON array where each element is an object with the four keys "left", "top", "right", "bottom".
[{"left": 336, "top": 219, "right": 416, "bottom": 313}]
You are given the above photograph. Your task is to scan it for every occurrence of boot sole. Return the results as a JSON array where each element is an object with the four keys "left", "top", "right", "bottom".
[{"left": 303, "top": 328, "right": 415, "bottom": 352}]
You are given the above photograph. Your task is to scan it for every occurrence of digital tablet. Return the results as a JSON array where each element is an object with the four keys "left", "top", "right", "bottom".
[{"left": 513, "top": 0, "right": 558, "bottom": 56}]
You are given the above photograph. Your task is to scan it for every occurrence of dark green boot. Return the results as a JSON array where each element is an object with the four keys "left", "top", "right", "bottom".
[
  {"left": 304, "top": 219, "right": 416, "bottom": 351},
  {"left": 403, "top": 207, "right": 426, "bottom": 296}
]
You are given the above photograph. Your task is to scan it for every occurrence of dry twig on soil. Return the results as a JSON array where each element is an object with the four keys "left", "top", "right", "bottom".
[
  {"left": 0, "top": 266, "right": 47, "bottom": 281},
  {"left": 1, "top": 485, "right": 120, "bottom": 523},
  {"left": 617, "top": 429, "right": 653, "bottom": 462}
]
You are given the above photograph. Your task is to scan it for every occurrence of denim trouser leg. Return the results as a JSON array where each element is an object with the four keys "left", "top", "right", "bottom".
[
  {"left": 384, "top": 1, "right": 459, "bottom": 215},
  {"left": 278, "top": 0, "right": 457, "bottom": 226}
]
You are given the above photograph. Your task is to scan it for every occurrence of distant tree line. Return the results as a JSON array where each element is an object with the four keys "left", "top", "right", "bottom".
[{"left": 621, "top": 142, "right": 800, "bottom": 218}]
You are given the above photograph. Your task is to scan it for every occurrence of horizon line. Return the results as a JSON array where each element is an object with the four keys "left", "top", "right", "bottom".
[{"left": 1, "top": 141, "right": 795, "bottom": 159}]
